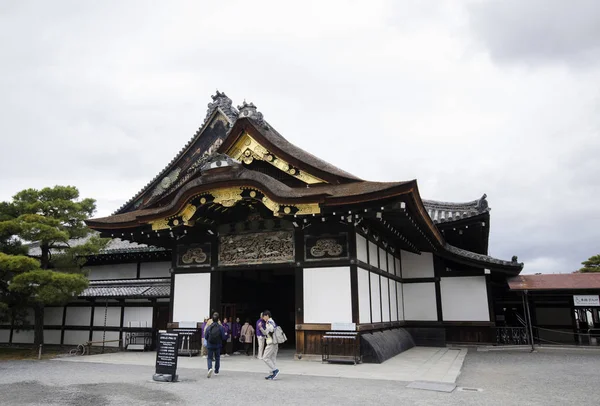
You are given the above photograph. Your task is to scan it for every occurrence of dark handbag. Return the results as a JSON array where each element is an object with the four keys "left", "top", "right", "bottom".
[{"left": 240, "top": 335, "right": 246, "bottom": 343}]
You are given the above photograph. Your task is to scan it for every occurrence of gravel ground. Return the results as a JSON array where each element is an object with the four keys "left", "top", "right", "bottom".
[{"left": 0, "top": 349, "right": 599, "bottom": 405}]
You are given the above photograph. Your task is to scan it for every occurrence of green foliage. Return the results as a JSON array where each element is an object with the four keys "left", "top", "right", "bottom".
[
  {"left": 9, "top": 270, "right": 88, "bottom": 305},
  {"left": 0, "top": 185, "right": 106, "bottom": 344},
  {"left": 577, "top": 254, "right": 600, "bottom": 273}
]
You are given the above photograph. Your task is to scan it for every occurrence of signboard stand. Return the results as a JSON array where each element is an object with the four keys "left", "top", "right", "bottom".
[{"left": 153, "top": 332, "right": 180, "bottom": 382}]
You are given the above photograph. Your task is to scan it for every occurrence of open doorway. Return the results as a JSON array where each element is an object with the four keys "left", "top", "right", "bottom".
[{"left": 221, "top": 268, "right": 296, "bottom": 348}]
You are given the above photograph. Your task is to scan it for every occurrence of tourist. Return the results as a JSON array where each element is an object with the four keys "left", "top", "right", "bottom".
[
  {"left": 200, "top": 316, "right": 209, "bottom": 358},
  {"left": 222, "top": 317, "right": 232, "bottom": 356},
  {"left": 232, "top": 317, "right": 242, "bottom": 353},
  {"left": 240, "top": 319, "right": 255, "bottom": 356},
  {"left": 256, "top": 313, "right": 266, "bottom": 360},
  {"left": 260, "top": 310, "right": 280, "bottom": 380},
  {"left": 205, "top": 313, "right": 226, "bottom": 378}
]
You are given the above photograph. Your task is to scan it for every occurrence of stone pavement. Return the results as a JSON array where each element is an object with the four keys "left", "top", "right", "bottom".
[{"left": 54, "top": 346, "right": 467, "bottom": 384}]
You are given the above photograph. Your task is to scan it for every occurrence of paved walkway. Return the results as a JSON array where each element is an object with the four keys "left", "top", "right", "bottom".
[{"left": 54, "top": 346, "right": 466, "bottom": 383}]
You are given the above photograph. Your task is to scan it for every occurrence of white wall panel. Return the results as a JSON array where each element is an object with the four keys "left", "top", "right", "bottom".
[
  {"left": 356, "top": 234, "right": 368, "bottom": 263},
  {"left": 390, "top": 280, "right": 398, "bottom": 321},
  {"left": 304, "top": 267, "right": 352, "bottom": 324},
  {"left": 44, "top": 307, "right": 64, "bottom": 325},
  {"left": 44, "top": 330, "right": 62, "bottom": 344},
  {"left": 0, "top": 329, "right": 10, "bottom": 343},
  {"left": 92, "top": 331, "right": 120, "bottom": 347},
  {"left": 368, "top": 242, "right": 379, "bottom": 268},
  {"left": 123, "top": 307, "right": 153, "bottom": 328},
  {"left": 87, "top": 263, "right": 137, "bottom": 281},
  {"left": 395, "top": 257, "right": 401, "bottom": 277},
  {"left": 440, "top": 276, "right": 490, "bottom": 321},
  {"left": 379, "top": 248, "right": 388, "bottom": 272},
  {"left": 401, "top": 251, "right": 434, "bottom": 278},
  {"left": 357, "top": 268, "right": 371, "bottom": 324},
  {"left": 63, "top": 330, "right": 90, "bottom": 345},
  {"left": 173, "top": 273, "right": 211, "bottom": 323},
  {"left": 12, "top": 329, "right": 34, "bottom": 344},
  {"left": 65, "top": 307, "right": 92, "bottom": 326},
  {"left": 370, "top": 273, "right": 381, "bottom": 323},
  {"left": 396, "top": 282, "right": 404, "bottom": 321},
  {"left": 381, "top": 277, "right": 390, "bottom": 322},
  {"left": 387, "top": 253, "right": 394, "bottom": 275},
  {"left": 403, "top": 283, "right": 437, "bottom": 321},
  {"left": 93, "top": 306, "right": 121, "bottom": 327},
  {"left": 140, "top": 261, "right": 171, "bottom": 278}
]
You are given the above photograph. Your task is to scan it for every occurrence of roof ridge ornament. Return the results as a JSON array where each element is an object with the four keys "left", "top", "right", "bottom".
[
  {"left": 237, "top": 100, "right": 268, "bottom": 128},
  {"left": 205, "top": 90, "right": 238, "bottom": 127}
]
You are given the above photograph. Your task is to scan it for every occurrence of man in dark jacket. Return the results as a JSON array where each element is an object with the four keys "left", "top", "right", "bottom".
[{"left": 205, "top": 313, "right": 227, "bottom": 378}]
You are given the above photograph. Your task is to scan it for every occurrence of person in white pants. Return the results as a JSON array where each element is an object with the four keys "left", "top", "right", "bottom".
[
  {"left": 256, "top": 313, "right": 266, "bottom": 360},
  {"left": 260, "top": 310, "right": 280, "bottom": 380}
]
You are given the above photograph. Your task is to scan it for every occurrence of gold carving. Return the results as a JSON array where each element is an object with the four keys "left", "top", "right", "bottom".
[
  {"left": 226, "top": 132, "right": 326, "bottom": 184},
  {"left": 283, "top": 206, "right": 291, "bottom": 214},
  {"left": 219, "top": 231, "right": 294, "bottom": 266},
  {"left": 294, "top": 203, "right": 321, "bottom": 215},
  {"left": 261, "top": 195, "right": 280, "bottom": 214},
  {"left": 150, "top": 218, "right": 170, "bottom": 231},
  {"left": 212, "top": 187, "right": 243, "bottom": 207},
  {"left": 181, "top": 204, "right": 197, "bottom": 224},
  {"left": 249, "top": 190, "right": 257, "bottom": 198},
  {"left": 182, "top": 248, "right": 207, "bottom": 264}
]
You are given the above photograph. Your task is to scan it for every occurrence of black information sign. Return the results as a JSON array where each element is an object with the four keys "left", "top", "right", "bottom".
[{"left": 153, "top": 332, "right": 180, "bottom": 382}]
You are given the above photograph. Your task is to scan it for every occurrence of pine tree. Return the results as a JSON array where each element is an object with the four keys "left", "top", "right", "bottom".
[
  {"left": 0, "top": 186, "right": 107, "bottom": 346},
  {"left": 577, "top": 254, "right": 600, "bottom": 273}
]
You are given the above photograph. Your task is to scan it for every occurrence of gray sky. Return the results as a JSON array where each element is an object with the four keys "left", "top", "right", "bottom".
[{"left": 1, "top": 0, "right": 599, "bottom": 274}]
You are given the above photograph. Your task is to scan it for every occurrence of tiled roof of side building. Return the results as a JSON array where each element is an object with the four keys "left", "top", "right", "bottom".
[
  {"left": 423, "top": 194, "right": 490, "bottom": 224},
  {"left": 80, "top": 278, "right": 171, "bottom": 298},
  {"left": 27, "top": 235, "right": 166, "bottom": 257},
  {"left": 508, "top": 273, "right": 600, "bottom": 291},
  {"left": 445, "top": 243, "right": 523, "bottom": 269}
]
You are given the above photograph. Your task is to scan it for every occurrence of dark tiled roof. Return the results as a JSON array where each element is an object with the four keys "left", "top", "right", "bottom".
[
  {"left": 27, "top": 235, "right": 164, "bottom": 257},
  {"left": 445, "top": 243, "right": 523, "bottom": 269},
  {"left": 113, "top": 91, "right": 239, "bottom": 215},
  {"left": 423, "top": 194, "right": 490, "bottom": 224},
  {"left": 80, "top": 278, "right": 171, "bottom": 298},
  {"left": 508, "top": 274, "right": 600, "bottom": 291}
]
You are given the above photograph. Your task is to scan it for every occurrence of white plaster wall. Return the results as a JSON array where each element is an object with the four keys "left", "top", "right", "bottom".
[
  {"left": 12, "top": 329, "right": 34, "bottom": 344},
  {"left": 387, "top": 253, "right": 394, "bottom": 275},
  {"left": 390, "top": 280, "right": 398, "bottom": 321},
  {"left": 368, "top": 242, "right": 379, "bottom": 268},
  {"left": 379, "top": 248, "right": 387, "bottom": 272},
  {"left": 123, "top": 307, "right": 153, "bottom": 328},
  {"left": 396, "top": 282, "right": 404, "bottom": 321},
  {"left": 356, "top": 234, "right": 368, "bottom": 263},
  {"left": 65, "top": 307, "right": 92, "bottom": 326},
  {"left": 63, "top": 330, "right": 91, "bottom": 345},
  {"left": 140, "top": 261, "right": 171, "bottom": 278},
  {"left": 401, "top": 251, "right": 434, "bottom": 278},
  {"left": 87, "top": 263, "right": 137, "bottom": 281},
  {"left": 0, "top": 329, "right": 10, "bottom": 343},
  {"left": 44, "top": 330, "right": 62, "bottom": 344},
  {"left": 173, "top": 273, "right": 211, "bottom": 323},
  {"left": 381, "top": 277, "right": 390, "bottom": 322},
  {"left": 440, "top": 276, "right": 490, "bottom": 322},
  {"left": 92, "top": 331, "right": 120, "bottom": 347},
  {"left": 304, "top": 267, "right": 352, "bottom": 324},
  {"left": 44, "top": 307, "right": 64, "bottom": 325},
  {"left": 403, "top": 283, "right": 437, "bottom": 321},
  {"left": 93, "top": 306, "right": 121, "bottom": 327},
  {"left": 370, "top": 273, "right": 382, "bottom": 323},
  {"left": 357, "top": 268, "right": 371, "bottom": 324},
  {"left": 395, "top": 257, "right": 401, "bottom": 277}
]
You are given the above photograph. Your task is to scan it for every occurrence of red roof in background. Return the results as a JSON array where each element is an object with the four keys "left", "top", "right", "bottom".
[{"left": 508, "top": 273, "right": 600, "bottom": 291}]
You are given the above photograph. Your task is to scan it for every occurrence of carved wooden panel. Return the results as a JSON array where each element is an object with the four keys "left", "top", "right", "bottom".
[
  {"left": 218, "top": 231, "right": 294, "bottom": 266},
  {"left": 176, "top": 243, "right": 211, "bottom": 268},
  {"left": 304, "top": 233, "right": 349, "bottom": 261}
]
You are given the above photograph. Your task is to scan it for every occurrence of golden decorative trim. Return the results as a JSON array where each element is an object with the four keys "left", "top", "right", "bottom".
[
  {"left": 295, "top": 203, "right": 321, "bottom": 215},
  {"left": 180, "top": 204, "right": 197, "bottom": 224},
  {"left": 261, "top": 196, "right": 280, "bottom": 214},
  {"left": 212, "top": 187, "right": 243, "bottom": 207},
  {"left": 226, "top": 132, "right": 326, "bottom": 184},
  {"left": 150, "top": 218, "right": 170, "bottom": 231}
]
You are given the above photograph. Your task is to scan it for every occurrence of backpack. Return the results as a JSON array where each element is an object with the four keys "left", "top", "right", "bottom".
[
  {"left": 207, "top": 323, "right": 222, "bottom": 345},
  {"left": 272, "top": 326, "right": 287, "bottom": 344}
]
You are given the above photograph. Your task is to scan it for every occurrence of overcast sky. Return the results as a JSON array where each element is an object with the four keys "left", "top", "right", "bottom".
[{"left": 1, "top": 0, "right": 599, "bottom": 274}]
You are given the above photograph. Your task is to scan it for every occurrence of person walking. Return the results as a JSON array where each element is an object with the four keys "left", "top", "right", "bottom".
[
  {"left": 256, "top": 313, "right": 266, "bottom": 360},
  {"left": 260, "top": 310, "right": 280, "bottom": 380},
  {"left": 205, "top": 313, "right": 226, "bottom": 378},
  {"left": 240, "top": 319, "right": 255, "bottom": 356}
]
